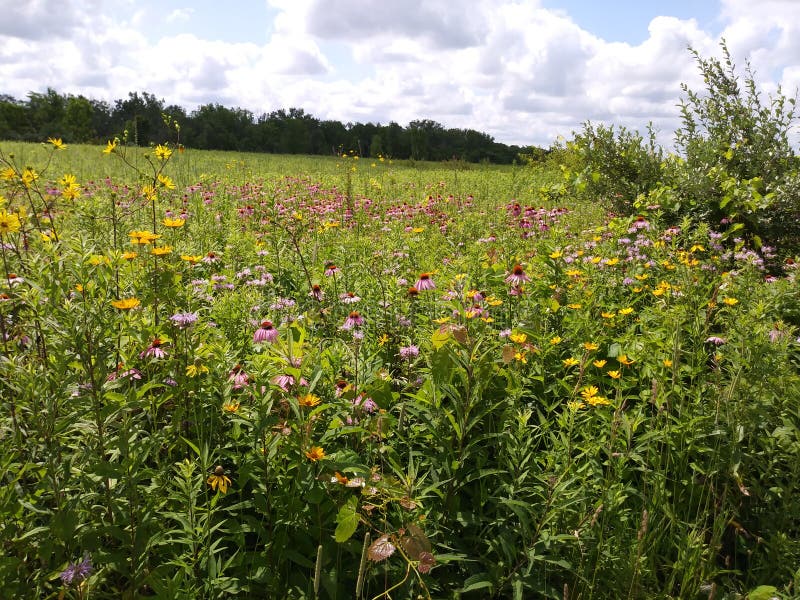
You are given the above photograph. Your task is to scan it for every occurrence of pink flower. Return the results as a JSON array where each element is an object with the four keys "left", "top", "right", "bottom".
[
  {"left": 229, "top": 365, "right": 250, "bottom": 389},
  {"left": 309, "top": 284, "right": 324, "bottom": 301},
  {"left": 399, "top": 345, "right": 419, "bottom": 360},
  {"left": 505, "top": 264, "right": 531, "bottom": 286},
  {"left": 341, "top": 310, "right": 365, "bottom": 330},
  {"left": 324, "top": 262, "right": 340, "bottom": 277},
  {"left": 140, "top": 338, "right": 167, "bottom": 359},
  {"left": 415, "top": 273, "right": 435, "bottom": 291},
  {"left": 253, "top": 320, "right": 279, "bottom": 343}
]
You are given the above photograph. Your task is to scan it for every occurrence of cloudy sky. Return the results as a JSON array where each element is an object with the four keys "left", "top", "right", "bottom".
[{"left": 1, "top": 0, "right": 799, "bottom": 147}]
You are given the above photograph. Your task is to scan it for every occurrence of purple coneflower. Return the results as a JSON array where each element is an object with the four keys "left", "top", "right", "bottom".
[
  {"left": 505, "top": 264, "right": 531, "bottom": 286},
  {"left": 253, "top": 320, "right": 279, "bottom": 343},
  {"left": 310, "top": 284, "right": 324, "bottom": 301},
  {"left": 340, "top": 291, "right": 361, "bottom": 304},
  {"left": 324, "top": 262, "right": 340, "bottom": 277},
  {"left": 140, "top": 338, "right": 167, "bottom": 359},
  {"left": 229, "top": 365, "right": 250, "bottom": 389},
  {"left": 415, "top": 273, "right": 435, "bottom": 290},
  {"left": 341, "top": 310, "right": 365, "bottom": 330}
]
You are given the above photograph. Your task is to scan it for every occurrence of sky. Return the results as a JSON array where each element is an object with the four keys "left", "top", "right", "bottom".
[{"left": 1, "top": 0, "right": 800, "bottom": 148}]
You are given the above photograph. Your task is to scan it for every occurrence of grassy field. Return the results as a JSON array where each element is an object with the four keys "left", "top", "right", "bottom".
[{"left": 0, "top": 140, "right": 798, "bottom": 599}]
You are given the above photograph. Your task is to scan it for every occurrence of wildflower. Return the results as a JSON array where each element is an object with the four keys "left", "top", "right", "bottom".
[
  {"left": 305, "top": 446, "right": 326, "bottom": 461},
  {"left": 618, "top": 307, "right": 634, "bottom": 316},
  {"left": 341, "top": 310, "right": 364, "bottom": 330},
  {"left": 163, "top": 217, "right": 185, "bottom": 227},
  {"left": 253, "top": 320, "right": 279, "bottom": 343},
  {"left": 202, "top": 252, "right": 219, "bottom": 263},
  {"left": 505, "top": 264, "right": 531, "bottom": 286},
  {"left": 722, "top": 297, "right": 738, "bottom": 306},
  {"left": 157, "top": 174, "right": 176, "bottom": 189},
  {"left": 601, "top": 312, "right": 615, "bottom": 319},
  {"left": 567, "top": 303, "right": 582, "bottom": 310},
  {"left": 186, "top": 364, "right": 209, "bottom": 377},
  {"left": 229, "top": 365, "right": 250, "bottom": 388},
  {"left": 324, "top": 262, "right": 340, "bottom": 277},
  {"left": 111, "top": 297, "right": 140, "bottom": 310},
  {"left": 141, "top": 184, "right": 157, "bottom": 201},
  {"left": 353, "top": 394, "right": 378, "bottom": 414},
  {"left": 586, "top": 395, "right": 611, "bottom": 407},
  {"left": 48, "top": 137, "right": 67, "bottom": 149},
  {"left": 509, "top": 332, "right": 528, "bottom": 344},
  {"left": 563, "top": 357, "right": 579, "bottom": 367},
  {"left": 580, "top": 385, "right": 600, "bottom": 400},
  {"left": 0, "top": 210, "right": 22, "bottom": 235},
  {"left": 103, "top": 139, "right": 117, "bottom": 154},
  {"left": 618, "top": 354, "right": 635, "bottom": 366},
  {"left": 415, "top": 272, "right": 436, "bottom": 291},
  {"left": 514, "top": 351, "right": 527, "bottom": 364},
  {"left": 140, "top": 338, "right": 167, "bottom": 359},
  {"left": 154, "top": 144, "right": 172, "bottom": 160},
  {"left": 663, "top": 359, "right": 673, "bottom": 367},
  {"left": 207, "top": 465, "right": 232, "bottom": 493},
  {"left": 549, "top": 250, "right": 562, "bottom": 259},
  {"left": 181, "top": 254, "right": 203, "bottom": 263},
  {"left": 550, "top": 336, "right": 562, "bottom": 345},
  {"left": 399, "top": 345, "right": 420, "bottom": 360},
  {"left": 21, "top": 167, "right": 38, "bottom": 188},
  {"left": 607, "top": 370, "right": 621, "bottom": 379},
  {"left": 705, "top": 336, "right": 726, "bottom": 345},
  {"left": 151, "top": 245, "right": 173, "bottom": 256},
  {"left": 223, "top": 401, "right": 241, "bottom": 413},
  {"left": 298, "top": 393, "right": 322, "bottom": 407},
  {"left": 310, "top": 283, "right": 324, "bottom": 300},
  {"left": 583, "top": 341, "right": 599, "bottom": 351},
  {"left": 340, "top": 291, "right": 361, "bottom": 304},
  {"left": 407, "top": 286, "right": 419, "bottom": 298},
  {"left": 122, "top": 251, "right": 138, "bottom": 260},
  {"left": 170, "top": 311, "right": 198, "bottom": 328},
  {"left": 335, "top": 380, "right": 353, "bottom": 396},
  {"left": 60, "top": 553, "right": 92, "bottom": 586},
  {"left": 593, "top": 359, "right": 607, "bottom": 368}
]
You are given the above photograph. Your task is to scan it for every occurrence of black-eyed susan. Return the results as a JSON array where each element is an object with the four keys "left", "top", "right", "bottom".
[{"left": 207, "top": 466, "right": 231, "bottom": 493}]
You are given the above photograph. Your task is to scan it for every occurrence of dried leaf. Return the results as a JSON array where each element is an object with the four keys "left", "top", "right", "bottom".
[{"left": 368, "top": 535, "right": 396, "bottom": 562}]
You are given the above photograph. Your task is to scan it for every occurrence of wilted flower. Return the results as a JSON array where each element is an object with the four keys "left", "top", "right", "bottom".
[{"left": 207, "top": 465, "right": 232, "bottom": 493}]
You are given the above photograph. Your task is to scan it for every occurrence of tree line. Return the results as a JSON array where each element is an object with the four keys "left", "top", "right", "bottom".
[{"left": 0, "top": 89, "right": 539, "bottom": 164}]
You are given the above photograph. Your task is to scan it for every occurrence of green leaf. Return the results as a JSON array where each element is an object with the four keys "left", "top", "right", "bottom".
[
  {"left": 431, "top": 327, "right": 450, "bottom": 350},
  {"left": 334, "top": 495, "right": 359, "bottom": 543},
  {"left": 747, "top": 585, "right": 779, "bottom": 600}
]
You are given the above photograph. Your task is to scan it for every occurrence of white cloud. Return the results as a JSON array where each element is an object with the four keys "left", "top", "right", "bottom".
[{"left": 0, "top": 0, "right": 797, "bottom": 147}]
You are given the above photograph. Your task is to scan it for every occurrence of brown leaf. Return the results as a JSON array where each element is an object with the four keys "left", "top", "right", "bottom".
[
  {"left": 399, "top": 523, "right": 432, "bottom": 560},
  {"left": 367, "top": 535, "right": 396, "bottom": 562}
]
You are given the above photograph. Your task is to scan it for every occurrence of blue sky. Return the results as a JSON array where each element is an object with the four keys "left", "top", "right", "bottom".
[{"left": 1, "top": 0, "right": 798, "bottom": 147}]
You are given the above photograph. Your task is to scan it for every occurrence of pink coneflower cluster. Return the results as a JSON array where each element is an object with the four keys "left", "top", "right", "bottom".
[
  {"left": 140, "top": 338, "right": 167, "bottom": 359},
  {"left": 341, "top": 311, "right": 365, "bottom": 330},
  {"left": 415, "top": 273, "right": 435, "bottom": 291},
  {"left": 253, "top": 320, "right": 279, "bottom": 343}
]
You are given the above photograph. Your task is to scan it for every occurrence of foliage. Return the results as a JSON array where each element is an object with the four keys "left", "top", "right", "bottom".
[{"left": 0, "top": 137, "right": 798, "bottom": 600}]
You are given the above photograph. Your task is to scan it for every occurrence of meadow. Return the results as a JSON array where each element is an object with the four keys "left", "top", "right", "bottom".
[{"left": 0, "top": 134, "right": 799, "bottom": 600}]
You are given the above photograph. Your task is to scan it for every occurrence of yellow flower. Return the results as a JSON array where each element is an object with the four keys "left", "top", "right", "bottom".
[
  {"left": 207, "top": 466, "right": 231, "bottom": 493},
  {"left": 48, "top": 137, "right": 66, "bottom": 149},
  {"left": 618, "top": 354, "right": 635, "bottom": 366},
  {"left": 567, "top": 400, "right": 586, "bottom": 412},
  {"left": 298, "top": 393, "right": 322, "bottom": 407},
  {"left": 157, "top": 174, "right": 176, "bottom": 189},
  {"left": 567, "top": 303, "right": 582, "bottom": 310},
  {"left": 151, "top": 245, "right": 173, "bottom": 256},
  {"left": 607, "top": 370, "right": 621, "bottom": 379},
  {"left": 1, "top": 167, "right": 16, "bottom": 181},
  {"left": 580, "top": 385, "right": 599, "bottom": 400},
  {"left": 514, "top": 351, "right": 527, "bottom": 364},
  {"left": 583, "top": 341, "right": 599, "bottom": 351},
  {"left": 586, "top": 395, "right": 611, "bottom": 407},
  {"left": 223, "top": 401, "right": 241, "bottom": 413},
  {"left": 663, "top": 359, "right": 673, "bottom": 368},
  {"left": 111, "top": 297, "right": 140, "bottom": 310},
  {"left": 154, "top": 144, "right": 173, "bottom": 161},
  {"left": 605, "top": 257, "right": 619, "bottom": 266},
  {"left": 722, "top": 297, "right": 738, "bottom": 306},
  {"left": 485, "top": 296, "right": 503, "bottom": 307},
  {"left": 128, "top": 230, "right": 161, "bottom": 245},
  {"left": 0, "top": 210, "right": 22, "bottom": 235},
  {"left": 618, "top": 307, "right": 634, "bottom": 316},
  {"left": 509, "top": 332, "right": 528, "bottom": 344},
  {"left": 141, "top": 184, "right": 157, "bottom": 201},
  {"left": 186, "top": 364, "right": 209, "bottom": 377},
  {"left": 305, "top": 446, "right": 326, "bottom": 461},
  {"left": 549, "top": 250, "right": 562, "bottom": 259},
  {"left": 103, "top": 139, "right": 117, "bottom": 154},
  {"left": 563, "top": 357, "right": 580, "bottom": 367},
  {"left": 601, "top": 312, "right": 615, "bottom": 319},
  {"left": 21, "top": 167, "right": 38, "bottom": 188},
  {"left": 566, "top": 269, "right": 583, "bottom": 277},
  {"left": 593, "top": 359, "right": 607, "bottom": 368},
  {"left": 550, "top": 336, "right": 562, "bottom": 345},
  {"left": 122, "top": 251, "right": 138, "bottom": 260},
  {"left": 652, "top": 288, "right": 666, "bottom": 297},
  {"left": 181, "top": 254, "right": 203, "bottom": 263},
  {"left": 378, "top": 333, "right": 390, "bottom": 346}
]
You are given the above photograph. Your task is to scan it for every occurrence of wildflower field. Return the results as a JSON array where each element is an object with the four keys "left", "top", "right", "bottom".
[{"left": 1, "top": 132, "right": 799, "bottom": 600}]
